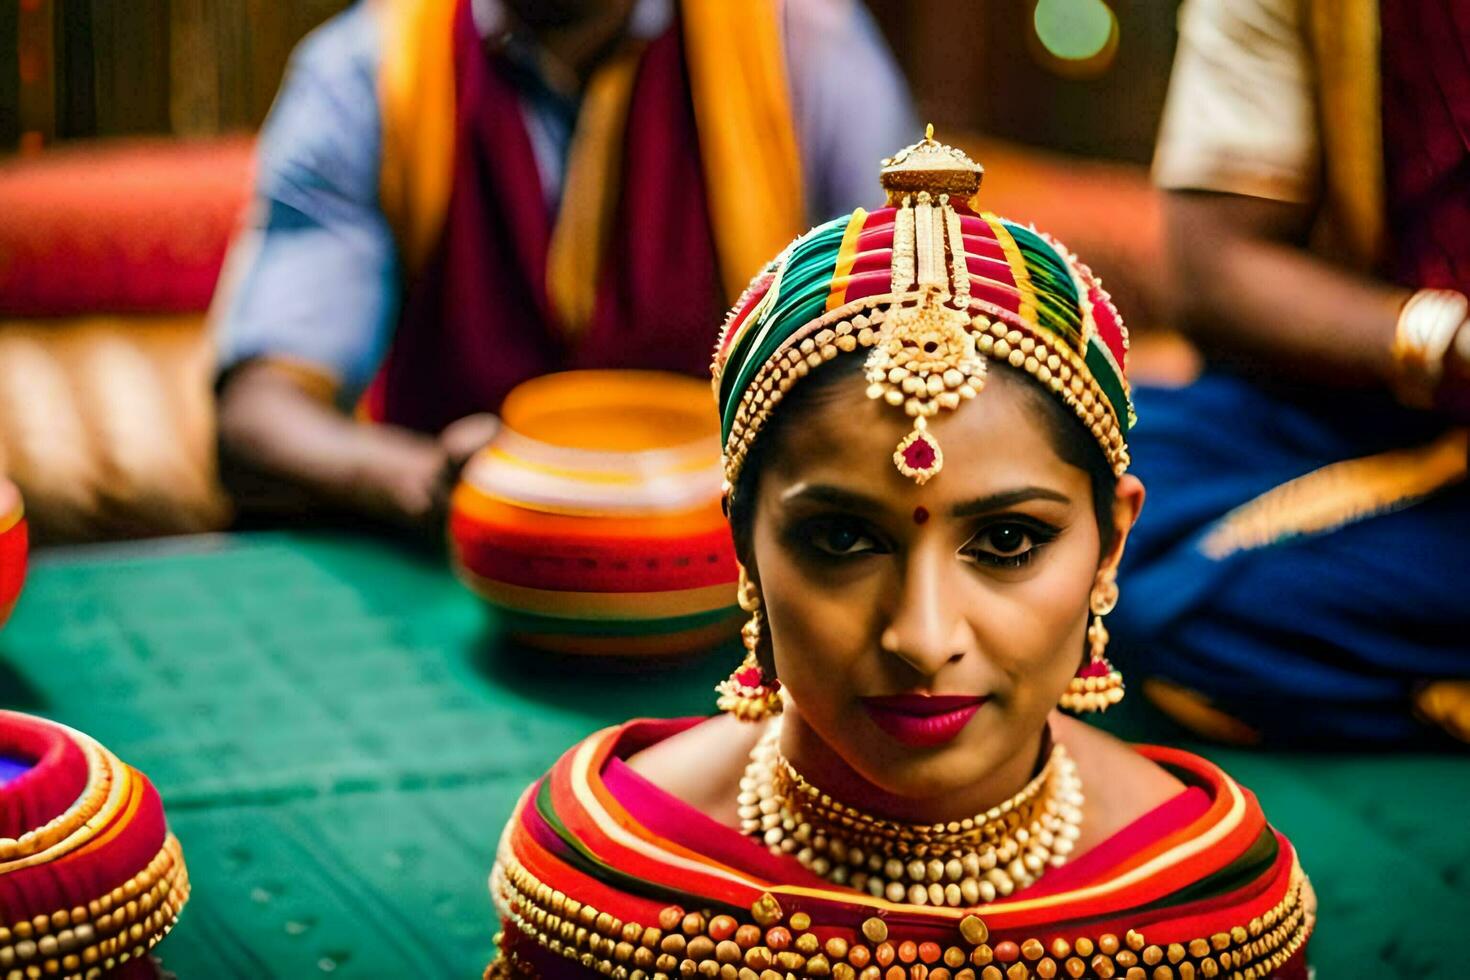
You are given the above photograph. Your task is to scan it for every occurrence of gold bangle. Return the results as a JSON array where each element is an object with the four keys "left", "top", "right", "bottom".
[
  {"left": 1454, "top": 315, "right": 1470, "bottom": 367},
  {"left": 1392, "top": 288, "right": 1469, "bottom": 408}
]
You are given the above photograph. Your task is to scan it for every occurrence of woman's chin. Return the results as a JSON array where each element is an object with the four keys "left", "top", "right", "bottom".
[{"left": 851, "top": 735, "right": 1007, "bottom": 803}]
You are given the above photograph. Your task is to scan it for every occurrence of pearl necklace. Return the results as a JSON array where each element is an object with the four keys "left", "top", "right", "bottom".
[{"left": 738, "top": 719, "right": 1084, "bottom": 907}]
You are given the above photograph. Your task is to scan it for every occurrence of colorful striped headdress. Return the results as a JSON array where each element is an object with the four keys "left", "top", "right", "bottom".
[{"left": 712, "top": 129, "right": 1133, "bottom": 495}]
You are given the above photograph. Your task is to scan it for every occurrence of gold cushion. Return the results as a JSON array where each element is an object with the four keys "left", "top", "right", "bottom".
[{"left": 0, "top": 315, "right": 230, "bottom": 542}]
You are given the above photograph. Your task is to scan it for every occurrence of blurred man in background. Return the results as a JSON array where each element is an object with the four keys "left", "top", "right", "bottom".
[
  {"left": 214, "top": 0, "right": 914, "bottom": 531},
  {"left": 1114, "top": 0, "right": 1470, "bottom": 745}
]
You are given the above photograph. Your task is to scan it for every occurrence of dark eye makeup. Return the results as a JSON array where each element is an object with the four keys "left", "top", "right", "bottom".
[
  {"left": 961, "top": 517, "right": 1061, "bottom": 568},
  {"left": 788, "top": 516, "right": 889, "bottom": 559},
  {"left": 782, "top": 512, "right": 1062, "bottom": 569}
]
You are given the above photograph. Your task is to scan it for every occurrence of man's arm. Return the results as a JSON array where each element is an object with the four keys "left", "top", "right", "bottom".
[
  {"left": 1165, "top": 190, "right": 1408, "bottom": 387},
  {"left": 213, "top": 7, "right": 492, "bottom": 530},
  {"left": 217, "top": 361, "right": 448, "bottom": 527},
  {"left": 1153, "top": 0, "right": 1414, "bottom": 388}
]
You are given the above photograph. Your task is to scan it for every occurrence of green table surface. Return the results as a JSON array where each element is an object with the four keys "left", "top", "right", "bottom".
[{"left": 1, "top": 531, "right": 1466, "bottom": 978}]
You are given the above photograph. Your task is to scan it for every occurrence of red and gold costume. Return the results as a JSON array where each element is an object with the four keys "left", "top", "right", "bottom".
[{"left": 491, "top": 719, "right": 1312, "bottom": 980}]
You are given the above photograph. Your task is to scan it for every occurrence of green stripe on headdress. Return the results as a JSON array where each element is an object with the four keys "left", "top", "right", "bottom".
[
  {"left": 1085, "top": 341, "right": 1130, "bottom": 434},
  {"left": 1003, "top": 222, "right": 1083, "bottom": 347},
  {"left": 718, "top": 218, "right": 849, "bottom": 442}
]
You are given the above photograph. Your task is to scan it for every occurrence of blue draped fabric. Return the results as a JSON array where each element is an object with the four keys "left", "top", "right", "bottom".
[
  {"left": 1112, "top": 370, "right": 1470, "bottom": 746},
  {"left": 0, "top": 756, "right": 29, "bottom": 786}
]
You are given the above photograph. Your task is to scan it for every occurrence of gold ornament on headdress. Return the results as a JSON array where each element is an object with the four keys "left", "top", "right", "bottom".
[{"left": 865, "top": 126, "right": 990, "bottom": 484}]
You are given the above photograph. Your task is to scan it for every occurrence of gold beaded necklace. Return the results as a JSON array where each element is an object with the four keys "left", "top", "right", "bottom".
[{"left": 738, "top": 718, "right": 1084, "bottom": 907}]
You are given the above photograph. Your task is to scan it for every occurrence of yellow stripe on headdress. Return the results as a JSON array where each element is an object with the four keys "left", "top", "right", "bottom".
[
  {"left": 825, "top": 208, "right": 869, "bottom": 312},
  {"left": 981, "top": 212, "right": 1038, "bottom": 327}
]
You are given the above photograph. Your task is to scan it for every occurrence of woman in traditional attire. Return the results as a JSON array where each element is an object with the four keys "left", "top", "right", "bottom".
[{"left": 488, "top": 134, "right": 1314, "bottom": 980}]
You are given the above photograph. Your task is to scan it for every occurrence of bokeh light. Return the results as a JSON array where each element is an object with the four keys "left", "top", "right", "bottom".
[{"left": 1032, "top": 0, "right": 1120, "bottom": 76}]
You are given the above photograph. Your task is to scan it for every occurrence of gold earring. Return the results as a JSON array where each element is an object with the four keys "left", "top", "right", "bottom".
[
  {"left": 715, "top": 565, "right": 783, "bottom": 722},
  {"left": 1059, "top": 567, "right": 1124, "bottom": 713}
]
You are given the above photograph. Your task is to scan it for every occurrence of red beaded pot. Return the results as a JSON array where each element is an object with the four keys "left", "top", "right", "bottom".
[
  {"left": 0, "top": 478, "right": 25, "bottom": 629},
  {"left": 0, "top": 710, "right": 189, "bottom": 977},
  {"left": 449, "top": 371, "right": 741, "bottom": 656}
]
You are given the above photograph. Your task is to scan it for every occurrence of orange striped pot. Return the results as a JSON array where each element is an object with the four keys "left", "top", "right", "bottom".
[{"left": 450, "top": 371, "right": 741, "bottom": 656}]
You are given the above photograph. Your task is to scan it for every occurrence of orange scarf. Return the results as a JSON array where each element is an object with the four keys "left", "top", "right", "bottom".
[{"left": 373, "top": 0, "right": 805, "bottom": 325}]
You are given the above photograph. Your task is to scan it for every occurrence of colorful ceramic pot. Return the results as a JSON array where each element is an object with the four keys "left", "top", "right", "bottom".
[{"left": 450, "top": 371, "right": 740, "bottom": 656}]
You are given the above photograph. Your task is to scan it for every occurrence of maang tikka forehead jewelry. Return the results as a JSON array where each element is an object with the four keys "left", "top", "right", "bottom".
[{"left": 864, "top": 125, "right": 988, "bottom": 484}]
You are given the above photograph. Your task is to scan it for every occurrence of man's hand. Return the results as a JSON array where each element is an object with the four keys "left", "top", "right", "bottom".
[
  {"left": 430, "top": 413, "right": 502, "bottom": 522},
  {"left": 218, "top": 361, "right": 501, "bottom": 534}
]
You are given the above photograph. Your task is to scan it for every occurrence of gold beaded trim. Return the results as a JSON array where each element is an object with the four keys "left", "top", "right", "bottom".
[
  {"left": 1035, "top": 234, "right": 1134, "bottom": 424},
  {"left": 768, "top": 745, "right": 1057, "bottom": 852},
  {"left": 723, "top": 295, "right": 892, "bottom": 489},
  {"left": 489, "top": 846, "right": 1312, "bottom": 980},
  {"left": 0, "top": 834, "right": 189, "bottom": 979},
  {"left": 721, "top": 296, "right": 1130, "bottom": 495},
  {"left": 0, "top": 737, "right": 114, "bottom": 867},
  {"left": 972, "top": 321, "right": 1129, "bottom": 476}
]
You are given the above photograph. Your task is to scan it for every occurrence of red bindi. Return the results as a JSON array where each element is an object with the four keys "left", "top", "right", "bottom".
[{"left": 912, "top": 506, "right": 930, "bottom": 526}]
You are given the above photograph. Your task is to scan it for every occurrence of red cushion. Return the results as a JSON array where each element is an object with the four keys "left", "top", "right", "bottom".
[{"left": 0, "top": 137, "right": 254, "bottom": 316}]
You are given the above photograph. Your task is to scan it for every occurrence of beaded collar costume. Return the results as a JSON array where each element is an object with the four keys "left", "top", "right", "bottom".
[{"left": 488, "top": 718, "right": 1314, "bottom": 980}]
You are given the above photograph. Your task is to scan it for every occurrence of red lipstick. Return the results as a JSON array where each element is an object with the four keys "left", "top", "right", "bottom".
[{"left": 860, "top": 694, "right": 988, "bottom": 748}]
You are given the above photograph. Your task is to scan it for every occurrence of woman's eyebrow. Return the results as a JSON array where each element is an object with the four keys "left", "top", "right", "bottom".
[
  {"left": 949, "top": 487, "right": 1071, "bottom": 517},
  {"left": 777, "top": 484, "right": 1071, "bottom": 519},
  {"left": 778, "top": 483, "right": 888, "bottom": 516}
]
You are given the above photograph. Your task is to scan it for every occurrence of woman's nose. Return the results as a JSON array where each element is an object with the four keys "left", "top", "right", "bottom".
[{"left": 880, "top": 548, "right": 970, "bottom": 675}]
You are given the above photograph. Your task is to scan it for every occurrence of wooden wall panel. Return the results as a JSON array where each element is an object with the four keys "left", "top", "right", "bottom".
[
  {"left": 970, "top": 0, "right": 1178, "bottom": 164},
  {"left": 208, "top": 0, "right": 346, "bottom": 132},
  {"left": 15, "top": 0, "right": 57, "bottom": 150},
  {"left": 169, "top": 0, "right": 221, "bottom": 136},
  {"left": 4, "top": 0, "right": 1177, "bottom": 163},
  {"left": 2, "top": 0, "right": 348, "bottom": 150},
  {"left": 871, "top": 0, "right": 988, "bottom": 134},
  {"left": 57, "top": 0, "right": 96, "bottom": 139},
  {"left": 88, "top": 0, "right": 170, "bottom": 136},
  {"left": 0, "top": 2, "right": 20, "bottom": 150}
]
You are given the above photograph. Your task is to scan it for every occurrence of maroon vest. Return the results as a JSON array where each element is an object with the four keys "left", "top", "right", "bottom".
[
  {"left": 1380, "top": 0, "right": 1470, "bottom": 292},
  {"left": 366, "top": 1, "right": 722, "bottom": 433}
]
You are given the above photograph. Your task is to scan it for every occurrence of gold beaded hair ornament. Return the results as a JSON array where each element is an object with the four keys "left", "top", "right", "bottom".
[{"left": 711, "top": 129, "right": 1136, "bottom": 716}]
